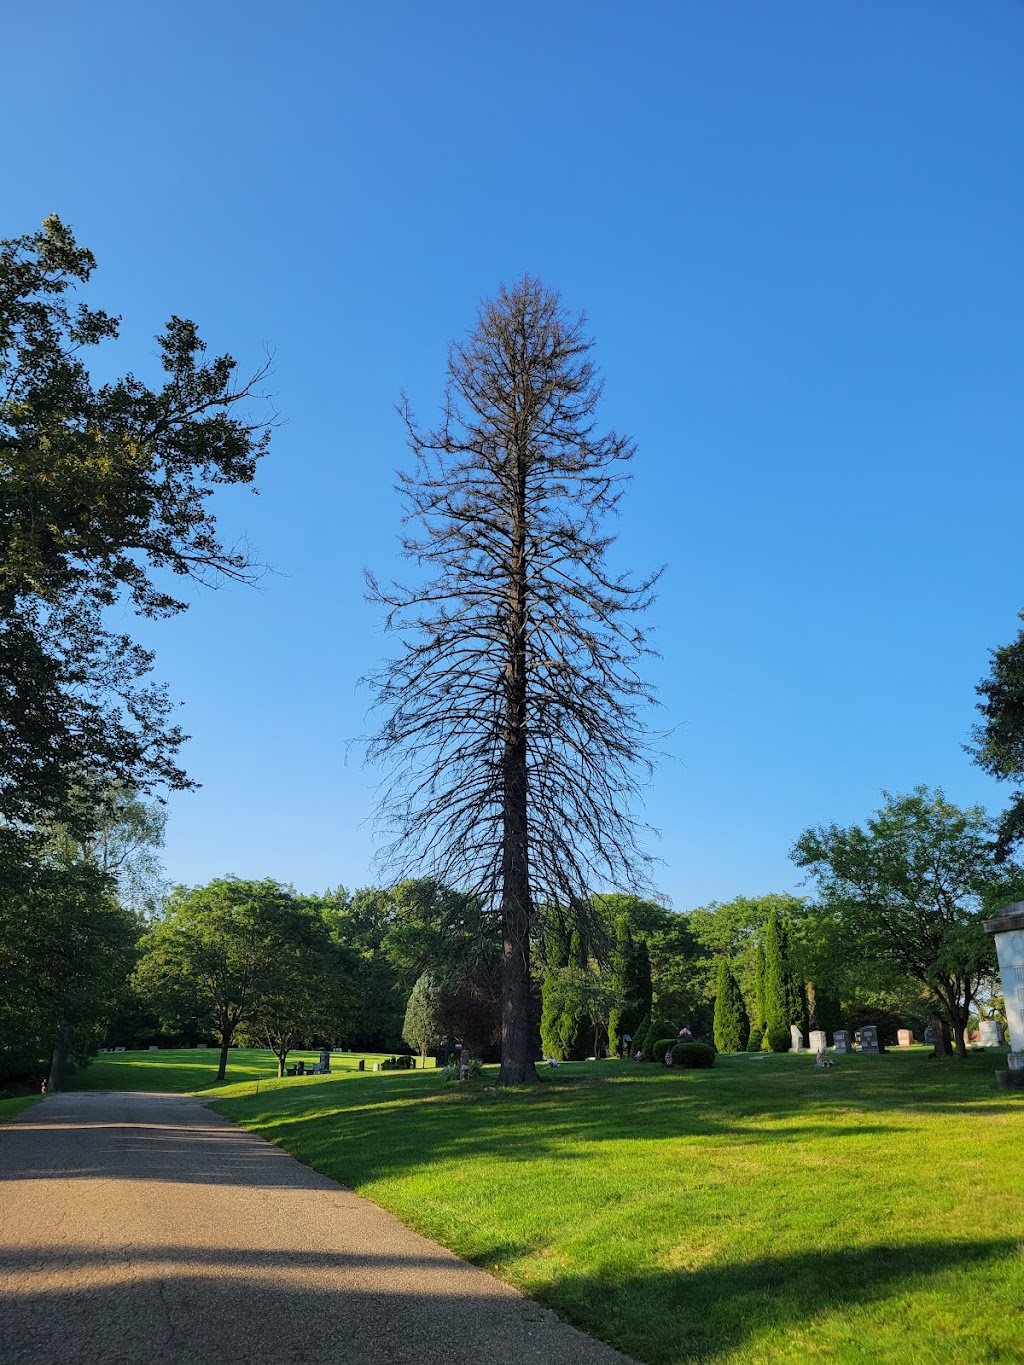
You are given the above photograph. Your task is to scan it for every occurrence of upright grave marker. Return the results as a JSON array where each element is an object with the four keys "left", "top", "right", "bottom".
[
  {"left": 979, "top": 1020, "right": 1005, "bottom": 1047},
  {"left": 897, "top": 1029, "right": 914, "bottom": 1047},
  {"left": 983, "top": 902, "right": 1024, "bottom": 1088},
  {"left": 809, "top": 1029, "right": 827, "bottom": 1054},
  {"left": 833, "top": 1030, "right": 852, "bottom": 1053},
  {"left": 858, "top": 1025, "right": 883, "bottom": 1054},
  {"left": 790, "top": 1025, "right": 805, "bottom": 1053}
]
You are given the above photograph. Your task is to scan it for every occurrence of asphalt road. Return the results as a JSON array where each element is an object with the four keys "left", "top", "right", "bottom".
[{"left": 0, "top": 1090, "right": 635, "bottom": 1365}]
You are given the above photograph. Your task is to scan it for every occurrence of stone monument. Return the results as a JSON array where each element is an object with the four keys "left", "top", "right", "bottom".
[
  {"left": 897, "top": 1029, "right": 914, "bottom": 1047},
  {"left": 858, "top": 1025, "right": 883, "bottom": 1054},
  {"left": 833, "top": 1030, "right": 852, "bottom": 1053},
  {"left": 318, "top": 1048, "right": 331, "bottom": 1074},
  {"left": 790, "top": 1025, "right": 804, "bottom": 1053},
  {"left": 979, "top": 1020, "right": 1005, "bottom": 1048},
  {"left": 983, "top": 902, "right": 1024, "bottom": 1088},
  {"left": 809, "top": 1029, "right": 827, "bottom": 1054}
]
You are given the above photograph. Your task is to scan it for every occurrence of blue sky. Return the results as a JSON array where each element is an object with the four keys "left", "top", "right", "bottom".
[{"left": 4, "top": 2, "right": 1023, "bottom": 908}]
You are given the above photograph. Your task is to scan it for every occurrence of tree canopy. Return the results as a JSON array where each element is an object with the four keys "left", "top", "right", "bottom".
[
  {"left": 791, "top": 787, "right": 1007, "bottom": 1055},
  {"left": 0, "top": 215, "right": 270, "bottom": 833}
]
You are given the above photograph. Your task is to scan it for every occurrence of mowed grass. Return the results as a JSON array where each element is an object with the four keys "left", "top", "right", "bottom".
[
  {"left": 63, "top": 1047, "right": 434, "bottom": 1094},
  {"left": 0, "top": 1095, "right": 41, "bottom": 1123},
  {"left": 209, "top": 1050, "right": 1024, "bottom": 1365}
]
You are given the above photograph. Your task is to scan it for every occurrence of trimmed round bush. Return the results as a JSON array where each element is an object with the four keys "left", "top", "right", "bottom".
[
  {"left": 671, "top": 1041, "right": 716, "bottom": 1069},
  {"left": 652, "top": 1037, "right": 677, "bottom": 1062}
]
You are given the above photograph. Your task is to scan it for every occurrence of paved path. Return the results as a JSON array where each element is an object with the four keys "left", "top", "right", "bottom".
[{"left": 0, "top": 1091, "right": 634, "bottom": 1365}]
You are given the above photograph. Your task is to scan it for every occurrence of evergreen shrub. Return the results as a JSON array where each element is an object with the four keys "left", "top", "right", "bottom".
[
  {"left": 652, "top": 1038, "right": 677, "bottom": 1062},
  {"left": 671, "top": 1041, "right": 716, "bottom": 1069}
]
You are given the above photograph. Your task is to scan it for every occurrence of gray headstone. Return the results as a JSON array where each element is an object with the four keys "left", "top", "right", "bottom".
[
  {"left": 923, "top": 1024, "right": 934, "bottom": 1044},
  {"left": 897, "top": 1029, "right": 913, "bottom": 1047},
  {"left": 790, "top": 1024, "right": 805, "bottom": 1053},
  {"left": 979, "top": 1020, "right": 1005, "bottom": 1047},
  {"left": 114, "top": 1046, "right": 125, "bottom": 1053},
  {"left": 148, "top": 1044, "right": 159, "bottom": 1051},
  {"left": 809, "top": 1029, "right": 827, "bottom": 1053},
  {"left": 196, "top": 1043, "right": 208, "bottom": 1049},
  {"left": 319, "top": 1049, "right": 331, "bottom": 1073},
  {"left": 858, "top": 1025, "right": 883, "bottom": 1054},
  {"left": 832, "top": 1030, "right": 852, "bottom": 1053}
]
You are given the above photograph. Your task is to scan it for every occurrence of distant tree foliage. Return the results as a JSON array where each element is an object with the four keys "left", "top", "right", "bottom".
[
  {"left": 366, "top": 277, "right": 660, "bottom": 1084},
  {"left": 792, "top": 788, "right": 1007, "bottom": 1057}
]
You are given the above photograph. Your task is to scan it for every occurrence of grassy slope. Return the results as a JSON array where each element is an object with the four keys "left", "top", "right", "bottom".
[
  {"left": 0, "top": 1095, "right": 41, "bottom": 1123},
  {"left": 64, "top": 1049, "right": 434, "bottom": 1094},
  {"left": 210, "top": 1051, "right": 1024, "bottom": 1365}
]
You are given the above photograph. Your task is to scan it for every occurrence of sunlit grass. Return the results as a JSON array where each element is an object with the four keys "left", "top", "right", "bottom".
[
  {"left": 64, "top": 1047, "right": 434, "bottom": 1094},
  {"left": 211, "top": 1050, "right": 1024, "bottom": 1365}
]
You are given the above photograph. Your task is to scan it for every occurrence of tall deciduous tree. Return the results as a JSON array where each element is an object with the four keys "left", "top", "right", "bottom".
[
  {"left": 366, "top": 277, "right": 660, "bottom": 1084},
  {"left": 0, "top": 216, "right": 270, "bottom": 834},
  {"left": 135, "top": 879, "right": 314, "bottom": 1081},
  {"left": 970, "top": 615, "right": 1024, "bottom": 858},
  {"left": 791, "top": 788, "right": 1004, "bottom": 1057}
]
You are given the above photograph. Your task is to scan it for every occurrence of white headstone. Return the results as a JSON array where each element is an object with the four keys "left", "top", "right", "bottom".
[
  {"left": 979, "top": 1020, "right": 1005, "bottom": 1047},
  {"left": 809, "top": 1029, "right": 827, "bottom": 1053},
  {"left": 790, "top": 1024, "right": 804, "bottom": 1053}
]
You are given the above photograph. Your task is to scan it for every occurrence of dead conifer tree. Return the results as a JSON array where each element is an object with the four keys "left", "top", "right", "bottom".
[{"left": 366, "top": 277, "right": 660, "bottom": 1084}]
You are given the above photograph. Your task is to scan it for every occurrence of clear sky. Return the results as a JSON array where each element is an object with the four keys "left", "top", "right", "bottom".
[{"left": 4, "top": 2, "right": 1023, "bottom": 909}]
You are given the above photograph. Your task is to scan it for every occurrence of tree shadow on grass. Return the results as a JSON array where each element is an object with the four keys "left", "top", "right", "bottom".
[{"left": 540, "top": 1236, "right": 1021, "bottom": 1363}]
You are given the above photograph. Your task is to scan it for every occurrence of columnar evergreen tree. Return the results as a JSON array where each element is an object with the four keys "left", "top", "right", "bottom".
[
  {"left": 713, "top": 958, "right": 749, "bottom": 1053},
  {"left": 747, "top": 940, "right": 766, "bottom": 1049},
  {"left": 761, "top": 907, "right": 792, "bottom": 1051},
  {"left": 402, "top": 972, "right": 442, "bottom": 1064},
  {"left": 367, "top": 277, "right": 660, "bottom": 1084}
]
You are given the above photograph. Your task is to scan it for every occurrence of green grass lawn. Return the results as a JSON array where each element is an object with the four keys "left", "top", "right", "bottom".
[
  {"left": 206, "top": 1050, "right": 1023, "bottom": 1365},
  {"left": 0, "top": 1095, "right": 42, "bottom": 1123},
  {"left": 63, "top": 1047, "right": 435, "bottom": 1094}
]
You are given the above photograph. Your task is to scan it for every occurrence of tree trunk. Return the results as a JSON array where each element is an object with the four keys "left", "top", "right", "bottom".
[
  {"left": 217, "top": 1038, "right": 230, "bottom": 1081},
  {"left": 47, "top": 1020, "right": 72, "bottom": 1092},
  {"left": 277, "top": 1053, "right": 286, "bottom": 1079},
  {"left": 498, "top": 468, "right": 537, "bottom": 1088}
]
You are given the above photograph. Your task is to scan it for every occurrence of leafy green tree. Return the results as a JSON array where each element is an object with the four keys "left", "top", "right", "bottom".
[
  {"left": 136, "top": 879, "right": 315, "bottom": 1081},
  {"left": 366, "top": 277, "right": 660, "bottom": 1085},
  {"left": 247, "top": 911, "right": 358, "bottom": 1077},
  {"left": 0, "top": 216, "right": 270, "bottom": 835},
  {"left": 607, "top": 915, "right": 652, "bottom": 1056},
  {"left": 713, "top": 958, "right": 749, "bottom": 1053},
  {"left": 0, "top": 853, "right": 137, "bottom": 1087},
  {"left": 970, "top": 614, "right": 1024, "bottom": 857},
  {"left": 403, "top": 973, "right": 442, "bottom": 1063},
  {"left": 791, "top": 788, "right": 1005, "bottom": 1057}
]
